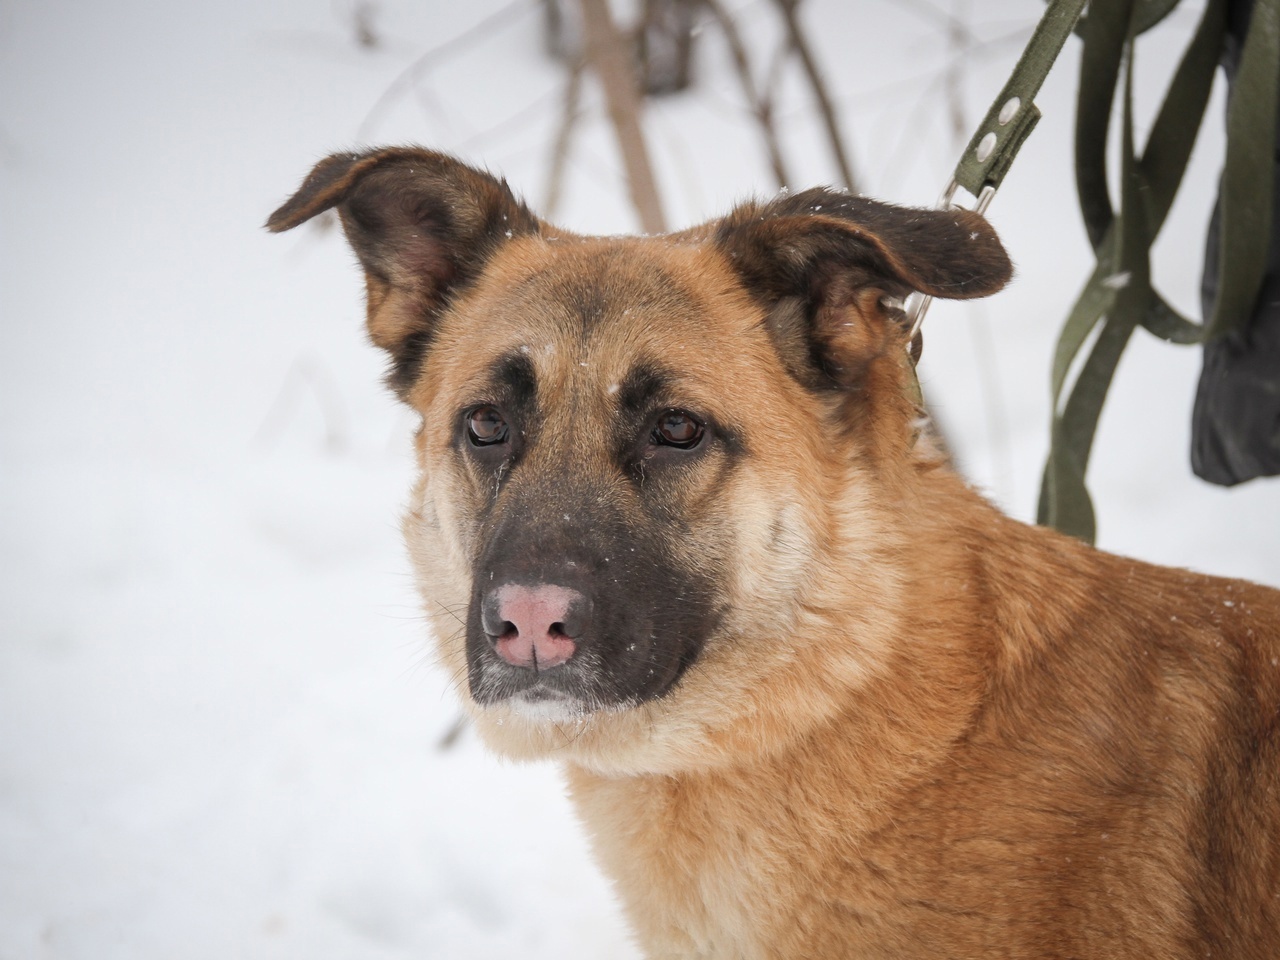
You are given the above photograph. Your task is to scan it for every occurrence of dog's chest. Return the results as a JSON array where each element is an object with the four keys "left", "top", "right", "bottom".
[
  {"left": 568, "top": 768, "right": 777, "bottom": 957},
  {"left": 564, "top": 762, "right": 910, "bottom": 958}
]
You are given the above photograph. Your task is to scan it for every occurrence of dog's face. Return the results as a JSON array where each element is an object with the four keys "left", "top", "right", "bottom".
[{"left": 269, "top": 148, "right": 1010, "bottom": 772}]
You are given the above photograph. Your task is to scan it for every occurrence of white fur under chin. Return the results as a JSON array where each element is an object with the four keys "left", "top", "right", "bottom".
[
  {"left": 502, "top": 690, "right": 598, "bottom": 724},
  {"left": 496, "top": 689, "right": 637, "bottom": 725}
]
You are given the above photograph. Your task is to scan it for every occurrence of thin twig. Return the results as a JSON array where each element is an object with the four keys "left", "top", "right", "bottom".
[
  {"left": 456, "top": 84, "right": 563, "bottom": 153},
  {"left": 946, "top": 0, "right": 1015, "bottom": 507},
  {"left": 578, "top": 0, "right": 668, "bottom": 233},
  {"left": 352, "top": 0, "right": 380, "bottom": 49},
  {"left": 764, "top": 32, "right": 790, "bottom": 104},
  {"left": 638, "top": 0, "right": 697, "bottom": 95},
  {"left": 891, "top": 0, "right": 978, "bottom": 46},
  {"left": 251, "top": 356, "right": 349, "bottom": 454},
  {"left": 544, "top": 57, "right": 587, "bottom": 217},
  {"left": 773, "top": 0, "right": 861, "bottom": 194},
  {"left": 770, "top": 26, "right": 1033, "bottom": 134},
  {"left": 357, "top": 0, "right": 536, "bottom": 140},
  {"left": 703, "top": 0, "right": 790, "bottom": 189},
  {"left": 943, "top": 0, "right": 969, "bottom": 144},
  {"left": 437, "top": 713, "right": 469, "bottom": 751}
]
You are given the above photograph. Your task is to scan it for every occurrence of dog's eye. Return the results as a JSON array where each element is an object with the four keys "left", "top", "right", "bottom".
[
  {"left": 651, "top": 411, "right": 705, "bottom": 450},
  {"left": 466, "top": 405, "right": 509, "bottom": 446}
]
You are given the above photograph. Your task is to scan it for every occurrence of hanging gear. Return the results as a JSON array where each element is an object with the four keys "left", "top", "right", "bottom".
[
  {"left": 1039, "top": 0, "right": 1280, "bottom": 541},
  {"left": 1192, "top": 0, "right": 1280, "bottom": 486},
  {"left": 908, "top": 0, "right": 1279, "bottom": 542}
]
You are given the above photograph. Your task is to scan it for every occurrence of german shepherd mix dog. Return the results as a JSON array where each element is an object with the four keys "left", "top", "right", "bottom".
[{"left": 269, "top": 148, "right": 1280, "bottom": 958}]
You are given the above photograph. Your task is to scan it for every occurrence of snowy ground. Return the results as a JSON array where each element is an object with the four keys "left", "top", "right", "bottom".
[{"left": 2, "top": 1, "right": 1276, "bottom": 957}]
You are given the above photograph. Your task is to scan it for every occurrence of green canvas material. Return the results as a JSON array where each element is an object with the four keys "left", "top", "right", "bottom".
[{"left": 1038, "top": 0, "right": 1279, "bottom": 542}]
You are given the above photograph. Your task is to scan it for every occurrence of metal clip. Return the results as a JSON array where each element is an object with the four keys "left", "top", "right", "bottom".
[{"left": 905, "top": 178, "right": 998, "bottom": 343}]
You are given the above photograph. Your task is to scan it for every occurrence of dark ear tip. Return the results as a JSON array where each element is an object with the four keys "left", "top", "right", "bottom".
[
  {"left": 941, "top": 207, "right": 1013, "bottom": 298},
  {"left": 264, "top": 151, "right": 369, "bottom": 233},
  {"left": 263, "top": 208, "right": 294, "bottom": 233}
]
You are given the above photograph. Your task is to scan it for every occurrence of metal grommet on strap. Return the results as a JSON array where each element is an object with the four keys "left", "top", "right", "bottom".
[
  {"left": 903, "top": 0, "right": 1087, "bottom": 360},
  {"left": 976, "top": 133, "right": 998, "bottom": 163}
]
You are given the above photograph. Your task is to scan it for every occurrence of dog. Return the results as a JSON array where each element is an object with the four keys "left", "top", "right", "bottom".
[{"left": 269, "top": 147, "right": 1280, "bottom": 958}]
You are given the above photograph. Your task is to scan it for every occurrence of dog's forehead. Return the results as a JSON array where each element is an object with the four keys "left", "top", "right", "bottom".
[
  {"left": 439, "top": 234, "right": 771, "bottom": 393},
  {"left": 475, "top": 237, "right": 723, "bottom": 335}
]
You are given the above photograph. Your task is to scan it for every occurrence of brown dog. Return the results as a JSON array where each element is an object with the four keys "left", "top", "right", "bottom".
[{"left": 269, "top": 147, "right": 1280, "bottom": 958}]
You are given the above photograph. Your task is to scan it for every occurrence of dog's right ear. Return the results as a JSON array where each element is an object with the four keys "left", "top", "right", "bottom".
[{"left": 267, "top": 147, "right": 540, "bottom": 397}]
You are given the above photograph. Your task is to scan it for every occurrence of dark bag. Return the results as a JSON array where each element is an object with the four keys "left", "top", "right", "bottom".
[{"left": 1192, "top": 0, "right": 1280, "bottom": 485}]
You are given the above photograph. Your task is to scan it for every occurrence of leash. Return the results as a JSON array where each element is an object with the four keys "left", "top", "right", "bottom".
[
  {"left": 1040, "top": 0, "right": 1279, "bottom": 542},
  {"left": 903, "top": 0, "right": 1280, "bottom": 544},
  {"left": 906, "top": 0, "right": 1089, "bottom": 341}
]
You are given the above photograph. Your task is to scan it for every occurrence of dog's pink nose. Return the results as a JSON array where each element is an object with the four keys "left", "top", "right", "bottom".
[{"left": 482, "top": 584, "right": 587, "bottom": 670}]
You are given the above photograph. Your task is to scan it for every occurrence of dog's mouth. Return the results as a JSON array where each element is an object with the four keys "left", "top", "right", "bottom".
[
  {"left": 469, "top": 655, "right": 592, "bottom": 706},
  {"left": 500, "top": 683, "right": 631, "bottom": 723},
  {"left": 466, "top": 627, "right": 683, "bottom": 715},
  {"left": 460, "top": 507, "right": 721, "bottom": 715}
]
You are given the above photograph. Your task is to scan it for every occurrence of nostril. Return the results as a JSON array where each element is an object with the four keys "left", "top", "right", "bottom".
[
  {"left": 481, "top": 583, "right": 589, "bottom": 670},
  {"left": 555, "top": 599, "right": 592, "bottom": 640},
  {"left": 480, "top": 590, "right": 514, "bottom": 639}
]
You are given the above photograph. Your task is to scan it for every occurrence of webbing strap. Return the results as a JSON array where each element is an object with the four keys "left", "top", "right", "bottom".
[
  {"left": 907, "top": 0, "right": 1088, "bottom": 342},
  {"left": 953, "top": 0, "right": 1088, "bottom": 197},
  {"left": 1038, "top": 0, "right": 1280, "bottom": 542}
]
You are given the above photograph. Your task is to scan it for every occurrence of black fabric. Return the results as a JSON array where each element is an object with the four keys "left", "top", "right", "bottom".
[{"left": 1192, "top": 0, "right": 1280, "bottom": 485}]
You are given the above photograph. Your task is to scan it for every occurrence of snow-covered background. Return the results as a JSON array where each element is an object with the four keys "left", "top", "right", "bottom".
[{"left": 2, "top": 1, "right": 1276, "bottom": 957}]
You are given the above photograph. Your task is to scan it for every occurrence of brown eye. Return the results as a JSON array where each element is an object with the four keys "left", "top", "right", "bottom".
[
  {"left": 466, "top": 405, "right": 509, "bottom": 446},
  {"left": 652, "top": 411, "right": 705, "bottom": 449}
]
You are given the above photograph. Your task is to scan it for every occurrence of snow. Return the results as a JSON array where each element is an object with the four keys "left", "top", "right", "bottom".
[{"left": 1, "top": 1, "right": 1275, "bottom": 958}]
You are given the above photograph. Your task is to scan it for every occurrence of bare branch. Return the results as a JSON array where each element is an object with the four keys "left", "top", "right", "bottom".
[
  {"left": 352, "top": 0, "right": 380, "bottom": 49},
  {"left": 944, "top": 0, "right": 970, "bottom": 145},
  {"left": 437, "top": 713, "right": 468, "bottom": 751},
  {"left": 542, "top": 0, "right": 582, "bottom": 62},
  {"left": 891, "top": 0, "right": 978, "bottom": 46},
  {"left": 251, "top": 356, "right": 349, "bottom": 454},
  {"left": 357, "top": 0, "right": 535, "bottom": 140},
  {"left": 577, "top": 0, "right": 667, "bottom": 233},
  {"left": 836, "top": 24, "right": 1031, "bottom": 112},
  {"left": 639, "top": 0, "right": 698, "bottom": 95},
  {"left": 703, "top": 0, "right": 790, "bottom": 189},
  {"left": 456, "top": 85, "right": 562, "bottom": 152},
  {"left": 544, "top": 58, "right": 587, "bottom": 218},
  {"left": 773, "top": 0, "right": 862, "bottom": 195}
]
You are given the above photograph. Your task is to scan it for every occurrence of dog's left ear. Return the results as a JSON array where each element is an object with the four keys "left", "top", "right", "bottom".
[
  {"left": 714, "top": 189, "right": 1012, "bottom": 388},
  {"left": 267, "top": 147, "right": 540, "bottom": 397}
]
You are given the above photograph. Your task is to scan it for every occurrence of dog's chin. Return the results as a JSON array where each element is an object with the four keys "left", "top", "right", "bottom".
[
  {"left": 470, "top": 682, "right": 642, "bottom": 746},
  {"left": 502, "top": 686, "right": 602, "bottom": 723}
]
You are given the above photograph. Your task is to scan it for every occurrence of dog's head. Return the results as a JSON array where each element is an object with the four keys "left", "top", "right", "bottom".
[{"left": 269, "top": 147, "right": 1010, "bottom": 773}]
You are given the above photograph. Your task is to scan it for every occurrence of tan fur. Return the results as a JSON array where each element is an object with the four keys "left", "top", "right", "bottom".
[{"left": 270, "top": 149, "right": 1280, "bottom": 958}]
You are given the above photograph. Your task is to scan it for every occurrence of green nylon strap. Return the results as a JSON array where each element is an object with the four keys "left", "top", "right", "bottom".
[
  {"left": 1038, "top": 0, "right": 1280, "bottom": 543},
  {"left": 1136, "top": 0, "right": 1226, "bottom": 238},
  {"left": 953, "top": 0, "right": 1088, "bottom": 197},
  {"left": 1129, "top": 0, "right": 1186, "bottom": 36},
  {"left": 908, "top": 0, "right": 1087, "bottom": 347},
  {"left": 923, "top": 0, "right": 1277, "bottom": 544},
  {"left": 1074, "top": 0, "right": 1134, "bottom": 248},
  {"left": 1074, "top": 0, "right": 1189, "bottom": 248},
  {"left": 1042, "top": 49, "right": 1149, "bottom": 541},
  {"left": 1051, "top": 0, "right": 1224, "bottom": 405}
]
